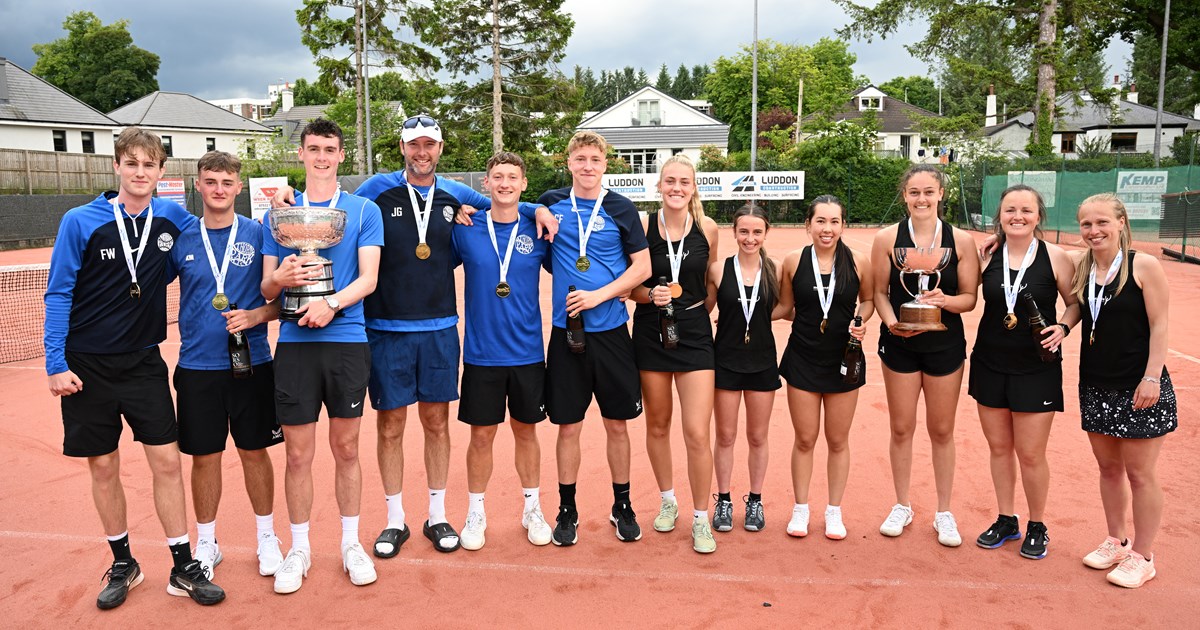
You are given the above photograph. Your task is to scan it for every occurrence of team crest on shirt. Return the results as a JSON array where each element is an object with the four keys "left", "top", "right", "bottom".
[
  {"left": 157, "top": 233, "right": 174, "bottom": 252},
  {"left": 443, "top": 205, "right": 455, "bottom": 222},
  {"left": 591, "top": 216, "right": 606, "bottom": 231},
  {"left": 515, "top": 234, "right": 534, "bottom": 255},
  {"left": 230, "top": 241, "right": 256, "bottom": 267}
]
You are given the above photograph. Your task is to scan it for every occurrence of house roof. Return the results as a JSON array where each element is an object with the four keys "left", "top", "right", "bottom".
[
  {"left": 0, "top": 57, "right": 116, "bottom": 126},
  {"left": 984, "top": 92, "right": 1200, "bottom": 135},
  {"left": 262, "top": 102, "right": 405, "bottom": 145},
  {"left": 579, "top": 86, "right": 727, "bottom": 127},
  {"left": 109, "top": 91, "right": 272, "bottom": 132},
  {"left": 802, "top": 85, "right": 940, "bottom": 134}
]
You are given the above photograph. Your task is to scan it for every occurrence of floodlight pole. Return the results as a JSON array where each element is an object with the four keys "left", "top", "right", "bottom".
[
  {"left": 362, "top": 0, "right": 374, "bottom": 175},
  {"left": 1153, "top": 0, "right": 1170, "bottom": 168}
]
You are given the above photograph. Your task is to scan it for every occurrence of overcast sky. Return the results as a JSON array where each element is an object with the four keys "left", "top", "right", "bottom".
[{"left": 2, "top": 0, "right": 1131, "bottom": 105}]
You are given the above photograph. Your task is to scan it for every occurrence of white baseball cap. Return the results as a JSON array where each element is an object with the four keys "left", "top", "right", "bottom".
[{"left": 401, "top": 114, "right": 442, "bottom": 143}]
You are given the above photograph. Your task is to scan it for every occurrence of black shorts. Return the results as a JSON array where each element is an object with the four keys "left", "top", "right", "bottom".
[
  {"left": 174, "top": 363, "right": 283, "bottom": 455},
  {"left": 715, "top": 364, "right": 781, "bottom": 392},
  {"left": 779, "top": 345, "right": 865, "bottom": 394},
  {"left": 631, "top": 308, "right": 715, "bottom": 372},
  {"left": 877, "top": 335, "right": 965, "bottom": 376},
  {"left": 274, "top": 342, "right": 371, "bottom": 425},
  {"left": 61, "top": 348, "right": 177, "bottom": 457},
  {"left": 968, "top": 357, "right": 1063, "bottom": 413},
  {"left": 546, "top": 325, "right": 643, "bottom": 424},
  {"left": 458, "top": 362, "right": 547, "bottom": 426}
]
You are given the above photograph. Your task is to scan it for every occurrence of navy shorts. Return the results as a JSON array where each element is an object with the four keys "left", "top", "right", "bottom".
[
  {"left": 61, "top": 348, "right": 177, "bottom": 457},
  {"left": 367, "top": 327, "right": 460, "bottom": 409}
]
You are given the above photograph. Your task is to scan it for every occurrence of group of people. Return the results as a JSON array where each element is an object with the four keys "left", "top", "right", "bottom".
[{"left": 44, "top": 116, "right": 1177, "bottom": 612}]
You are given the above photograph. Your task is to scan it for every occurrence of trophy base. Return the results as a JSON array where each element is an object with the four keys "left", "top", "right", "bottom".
[
  {"left": 281, "top": 291, "right": 337, "bottom": 322},
  {"left": 896, "top": 301, "right": 946, "bottom": 332},
  {"left": 892, "top": 320, "right": 948, "bottom": 332}
]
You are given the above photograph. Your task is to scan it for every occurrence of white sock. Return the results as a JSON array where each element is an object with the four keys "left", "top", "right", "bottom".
[
  {"left": 794, "top": 503, "right": 809, "bottom": 515},
  {"left": 693, "top": 509, "right": 707, "bottom": 521},
  {"left": 522, "top": 487, "right": 540, "bottom": 512},
  {"left": 166, "top": 534, "right": 189, "bottom": 547},
  {"left": 341, "top": 515, "right": 359, "bottom": 549},
  {"left": 255, "top": 513, "right": 274, "bottom": 538},
  {"left": 106, "top": 531, "right": 128, "bottom": 543},
  {"left": 660, "top": 489, "right": 676, "bottom": 502},
  {"left": 196, "top": 520, "right": 216, "bottom": 545},
  {"left": 291, "top": 521, "right": 311, "bottom": 552},
  {"left": 826, "top": 505, "right": 841, "bottom": 515},
  {"left": 385, "top": 492, "right": 405, "bottom": 530},
  {"left": 468, "top": 492, "right": 486, "bottom": 516},
  {"left": 429, "top": 489, "right": 447, "bottom": 525}
]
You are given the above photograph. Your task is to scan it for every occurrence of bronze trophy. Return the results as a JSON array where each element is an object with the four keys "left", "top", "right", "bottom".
[
  {"left": 892, "top": 247, "right": 954, "bottom": 332},
  {"left": 268, "top": 206, "right": 347, "bottom": 321}
]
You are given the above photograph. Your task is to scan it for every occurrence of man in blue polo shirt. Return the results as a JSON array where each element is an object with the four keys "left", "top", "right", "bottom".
[
  {"left": 44, "top": 127, "right": 224, "bottom": 608},
  {"left": 451, "top": 151, "right": 553, "bottom": 550},
  {"left": 261, "top": 119, "right": 383, "bottom": 594},
  {"left": 539, "top": 130, "right": 650, "bottom": 546},
  {"left": 169, "top": 151, "right": 284, "bottom": 581}
]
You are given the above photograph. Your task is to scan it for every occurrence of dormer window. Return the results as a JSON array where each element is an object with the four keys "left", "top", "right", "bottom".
[{"left": 859, "top": 97, "right": 882, "bottom": 111}]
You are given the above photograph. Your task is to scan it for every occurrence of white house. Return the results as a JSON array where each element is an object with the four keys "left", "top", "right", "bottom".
[
  {"left": 260, "top": 89, "right": 406, "bottom": 147},
  {"left": 801, "top": 85, "right": 941, "bottom": 162},
  {"left": 109, "top": 91, "right": 275, "bottom": 158},
  {"left": 577, "top": 86, "right": 729, "bottom": 173},
  {"left": 0, "top": 57, "right": 118, "bottom": 154}
]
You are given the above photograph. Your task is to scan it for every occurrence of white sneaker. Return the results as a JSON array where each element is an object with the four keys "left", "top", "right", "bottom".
[
  {"left": 879, "top": 504, "right": 914, "bottom": 537},
  {"left": 273, "top": 548, "right": 311, "bottom": 594},
  {"left": 522, "top": 506, "right": 553, "bottom": 546},
  {"left": 825, "top": 506, "right": 847, "bottom": 540},
  {"left": 934, "top": 511, "right": 963, "bottom": 547},
  {"left": 257, "top": 533, "right": 284, "bottom": 576},
  {"left": 461, "top": 511, "right": 487, "bottom": 551},
  {"left": 787, "top": 504, "right": 810, "bottom": 537},
  {"left": 342, "top": 542, "right": 377, "bottom": 586},
  {"left": 194, "top": 539, "right": 222, "bottom": 579}
]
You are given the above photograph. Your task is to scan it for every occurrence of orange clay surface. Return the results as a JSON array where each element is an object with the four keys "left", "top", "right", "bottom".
[{"left": 1, "top": 226, "right": 1197, "bottom": 628}]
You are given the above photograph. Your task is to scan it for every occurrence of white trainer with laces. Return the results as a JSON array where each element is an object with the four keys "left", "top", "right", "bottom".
[
  {"left": 523, "top": 506, "right": 553, "bottom": 546},
  {"left": 934, "top": 511, "right": 962, "bottom": 547},
  {"left": 787, "top": 504, "right": 810, "bottom": 537},
  {"left": 825, "top": 505, "right": 847, "bottom": 540},
  {"left": 342, "top": 542, "right": 377, "bottom": 586},
  {"left": 462, "top": 512, "right": 487, "bottom": 551},
  {"left": 193, "top": 539, "right": 222, "bottom": 579},
  {"left": 257, "top": 533, "right": 284, "bottom": 576},
  {"left": 273, "top": 548, "right": 311, "bottom": 594},
  {"left": 879, "top": 504, "right": 914, "bottom": 537}
]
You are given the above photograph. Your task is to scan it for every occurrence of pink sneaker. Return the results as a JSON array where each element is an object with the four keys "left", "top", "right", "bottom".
[
  {"left": 1083, "top": 536, "right": 1131, "bottom": 570},
  {"left": 1107, "top": 551, "right": 1156, "bottom": 588}
]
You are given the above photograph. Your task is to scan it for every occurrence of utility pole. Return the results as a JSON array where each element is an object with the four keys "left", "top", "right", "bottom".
[
  {"left": 362, "top": 0, "right": 373, "bottom": 174},
  {"left": 795, "top": 78, "right": 804, "bottom": 146},
  {"left": 750, "top": 0, "right": 758, "bottom": 174},
  {"left": 1153, "top": 0, "right": 1171, "bottom": 168}
]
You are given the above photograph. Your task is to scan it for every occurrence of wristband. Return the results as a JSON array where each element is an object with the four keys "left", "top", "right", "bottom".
[
  {"left": 1057, "top": 323, "right": 1070, "bottom": 337},
  {"left": 1141, "top": 376, "right": 1160, "bottom": 385}
]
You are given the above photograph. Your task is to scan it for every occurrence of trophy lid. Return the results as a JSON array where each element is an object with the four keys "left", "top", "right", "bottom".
[{"left": 269, "top": 206, "right": 347, "bottom": 252}]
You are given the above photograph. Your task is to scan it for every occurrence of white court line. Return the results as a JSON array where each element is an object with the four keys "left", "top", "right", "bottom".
[
  {"left": 0, "top": 365, "right": 44, "bottom": 370},
  {"left": 1169, "top": 349, "right": 1200, "bottom": 365},
  {"left": 5, "top": 529, "right": 1198, "bottom": 595}
]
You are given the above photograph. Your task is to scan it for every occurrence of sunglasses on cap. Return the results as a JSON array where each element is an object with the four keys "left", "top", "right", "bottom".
[{"left": 403, "top": 115, "right": 439, "bottom": 129}]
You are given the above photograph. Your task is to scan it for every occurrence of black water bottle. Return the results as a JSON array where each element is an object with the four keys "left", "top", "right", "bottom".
[
  {"left": 840, "top": 315, "right": 864, "bottom": 384},
  {"left": 565, "top": 285, "right": 586, "bottom": 354},
  {"left": 1021, "top": 292, "right": 1060, "bottom": 363},
  {"left": 658, "top": 277, "right": 679, "bottom": 350},
  {"left": 227, "top": 303, "right": 253, "bottom": 378}
]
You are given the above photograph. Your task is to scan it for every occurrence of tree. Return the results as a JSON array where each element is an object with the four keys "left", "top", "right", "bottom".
[
  {"left": 1122, "top": 14, "right": 1200, "bottom": 112},
  {"left": 31, "top": 11, "right": 159, "bottom": 112},
  {"left": 655, "top": 65, "right": 673, "bottom": 93},
  {"left": 878, "top": 75, "right": 939, "bottom": 113},
  {"left": 419, "top": 0, "right": 574, "bottom": 153}
]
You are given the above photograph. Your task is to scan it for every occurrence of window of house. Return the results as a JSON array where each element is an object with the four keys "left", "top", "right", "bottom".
[
  {"left": 162, "top": 135, "right": 174, "bottom": 157},
  {"left": 616, "top": 149, "right": 658, "bottom": 174},
  {"left": 859, "top": 97, "right": 882, "bottom": 111},
  {"left": 52, "top": 130, "right": 67, "bottom": 152},
  {"left": 1110, "top": 132, "right": 1137, "bottom": 152},
  {"left": 81, "top": 131, "right": 95, "bottom": 154},
  {"left": 1061, "top": 132, "right": 1078, "bottom": 154},
  {"left": 637, "top": 100, "right": 661, "bottom": 126},
  {"left": 206, "top": 137, "right": 217, "bottom": 152},
  {"left": 246, "top": 142, "right": 256, "bottom": 159}
]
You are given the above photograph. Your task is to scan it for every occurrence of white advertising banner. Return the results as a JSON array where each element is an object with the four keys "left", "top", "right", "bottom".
[
  {"left": 250, "top": 176, "right": 289, "bottom": 222},
  {"left": 1115, "top": 170, "right": 1168, "bottom": 220},
  {"left": 1006, "top": 171, "right": 1058, "bottom": 207},
  {"left": 601, "top": 171, "right": 805, "bottom": 202}
]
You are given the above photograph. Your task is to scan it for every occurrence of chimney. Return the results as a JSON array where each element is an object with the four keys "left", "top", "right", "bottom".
[
  {"left": 0, "top": 58, "right": 9, "bottom": 104},
  {"left": 1127, "top": 83, "right": 1138, "bottom": 105},
  {"left": 1195, "top": 103, "right": 1200, "bottom": 120},
  {"left": 281, "top": 88, "right": 294, "bottom": 113},
  {"left": 1111, "top": 74, "right": 1122, "bottom": 107},
  {"left": 985, "top": 84, "right": 997, "bottom": 127}
]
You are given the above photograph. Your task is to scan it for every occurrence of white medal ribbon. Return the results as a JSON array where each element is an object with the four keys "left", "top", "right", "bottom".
[
  {"left": 733, "top": 256, "right": 763, "bottom": 339},
  {"left": 485, "top": 210, "right": 520, "bottom": 286},
  {"left": 110, "top": 197, "right": 153, "bottom": 291},
  {"left": 1002, "top": 238, "right": 1038, "bottom": 320},
  {"left": 907, "top": 217, "right": 942, "bottom": 292},
  {"left": 1088, "top": 250, "right": 1124, "bottom": 331},
  {"left": 658, "top": 211, "right": 691, "bottom": 286},
  {"left": 571, "top": 188, "right": 607, "bottom": 262},
  {"left": 200, "top": 215, "right": 239, "bottom": 300},
  {"left": 296, "top": 188, "right": 342, "bottom": 214},
  {"left": 405, "top": 176, "right": 437, "bottom": 246},
  {"left": 810, "top": 245, "right": 836, "bottom": 325}
]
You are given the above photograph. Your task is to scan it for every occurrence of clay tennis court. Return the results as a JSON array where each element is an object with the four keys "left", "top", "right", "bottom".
[{"left": 1, "top": 225, "right": 1197, "bottom": 627}]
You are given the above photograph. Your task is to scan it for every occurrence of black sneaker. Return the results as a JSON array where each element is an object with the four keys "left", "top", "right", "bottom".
[
  {"left": 744, "top": 496, "right": 765, "bottom": 532},
  {"left": 976, "top": 514, "right": 1022, "bottom": 549},
  {"left": 610, "top": 501, "right": 642, "bottom": 542},
  {"left": 1020, "top": 521, "right": 1049, "bottom": 559},
  {"left": 712, "top": 495, "right": 734, "bottom": 532},
  {"left": 97, "top": 558, "right": 143, "bottom": 610},
  {"left": 167, "top": 559, "right": 226, "bottom": 605},
  {"left": 552, "top": 506, "right": 578, "bottom": 547}
]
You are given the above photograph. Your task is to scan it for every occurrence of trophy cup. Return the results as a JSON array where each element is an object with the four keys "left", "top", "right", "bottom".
[
  {"left": 892, "top": 247, "right": 954, "bottom": 332},
  {"left": 268, "top": 206, "right": 347, "bottom": 321}
]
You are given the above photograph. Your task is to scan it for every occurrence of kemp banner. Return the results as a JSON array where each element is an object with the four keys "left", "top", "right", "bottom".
[
  {"left": 602, "top": 171, "right": 805, "bottom": 202},
  {"left": 1115, "top": 170, "right": 1168, "bottom": 220}
]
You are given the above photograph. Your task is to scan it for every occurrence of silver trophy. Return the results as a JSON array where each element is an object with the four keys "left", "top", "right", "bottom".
[
  {"left": 892, "top": 247, "right": 954, "bottom": 332},
  {"left": 268, "top": 206, "right": 347, "bottom": 321}
]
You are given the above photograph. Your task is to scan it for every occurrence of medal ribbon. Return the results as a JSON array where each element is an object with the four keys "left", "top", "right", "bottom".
[
  {"left": 659, "top": 211, "right": 691, "bottom": 286},
  {"left": 486, "top": 211, "right": 520, "bottom": 287},
  {"left": 810, "top": 245, "right": 836, "bottom": 328},
  {"left": 110, "top": 197, "right": 153, "bottom": 292},
  {"left": 733, "top": 256, "right": 763, "bottom": 340},
  {"left": 1001, "top": 238, "right": 1038, "bottom": 321},
  {"left": 405, "top": 176, "right": 437, "bottom": 247},
  {"left": 1087, "top": 250, "right": 1124, "bottom": 334},
  {"left": 200, "top": 215, "right": 239, "bottom": 302},
  {"left": 571, "top": 188, "right": 607, "bottom": 263}
]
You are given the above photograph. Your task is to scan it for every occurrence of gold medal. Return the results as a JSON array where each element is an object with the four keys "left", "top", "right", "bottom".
[
  {"left": 669, "top": 283, "right": 683, "bottom": 299},
  {"left": 1003, "top": 313, "right": 1018, "bottom": 330},
  {"left": 415, "top": 243, "right": 431, "bottom": 259},
  {"left": 212, "top": 293, "right": 229, "bottom": 311},
  {"left": 496, "top": 282, "right": 511, "bottom": 298},
  {"left": 743, "top": 331, "right": 750, "bottom": 345},
  {"left": 820, "top": 318, "right": 828, "bottom": 334},
  {"left": 576, "top": 256, "right": 590, "bottom": 272},
  {"left": 129, "top": 283, "right": 141, "bottom": 300}
]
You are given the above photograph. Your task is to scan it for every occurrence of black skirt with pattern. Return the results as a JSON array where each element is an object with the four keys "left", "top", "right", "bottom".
[{"left": 1079, "top": 371, "right": 1178, "bottom": 439}]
